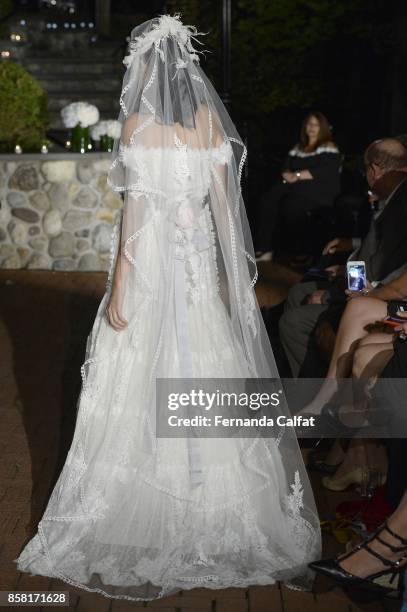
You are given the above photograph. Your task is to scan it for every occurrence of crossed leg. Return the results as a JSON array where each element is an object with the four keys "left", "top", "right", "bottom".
[{"left": 304, "top": 297, "right": 388, "bottom": 414}]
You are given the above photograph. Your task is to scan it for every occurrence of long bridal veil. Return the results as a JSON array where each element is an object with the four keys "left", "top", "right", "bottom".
[
  {"left": 107, "top": 15, "right": 289, "bottom": 380},
  {"left": 98, "top": 12, "right": 322, "bottom": 589},
  {"left": 15, "top": 14, "right": 321, "bottom": 600}
]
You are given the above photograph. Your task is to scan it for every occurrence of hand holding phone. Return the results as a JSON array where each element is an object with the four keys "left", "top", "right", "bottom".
[{"left": 346, "top": 261, "right": 366, "bottom": 292}]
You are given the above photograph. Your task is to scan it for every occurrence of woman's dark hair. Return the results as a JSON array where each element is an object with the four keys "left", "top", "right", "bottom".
[
  {"left": 299, "top": 111, "right": 334, "bottom": 151},
  {"left": 138, "top": 37, "right": 202, "bottom": 129}
]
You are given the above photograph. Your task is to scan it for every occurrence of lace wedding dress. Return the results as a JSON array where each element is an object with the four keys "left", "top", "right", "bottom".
[{"left": 15, "top": 14, "right": 321, "bottom": 602}]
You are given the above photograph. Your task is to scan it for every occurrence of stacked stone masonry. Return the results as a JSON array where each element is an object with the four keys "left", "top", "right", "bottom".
[{"left": 0, "top": 153, "right": 122, "bottom": 271}]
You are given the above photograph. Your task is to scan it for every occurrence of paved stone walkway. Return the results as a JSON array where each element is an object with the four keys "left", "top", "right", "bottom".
[{"left": 0, "top": 270, "right": 401, "bottom": 611}]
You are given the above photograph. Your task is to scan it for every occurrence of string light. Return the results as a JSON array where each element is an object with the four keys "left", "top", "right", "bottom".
[{"left": 41, "top": 0, "right": 76, "bottom": 9}]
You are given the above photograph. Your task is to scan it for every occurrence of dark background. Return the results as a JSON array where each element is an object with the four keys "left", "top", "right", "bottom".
[
  {"left": 126, "top": 1, "right": 407, "bottom": 209},
  {"left": 7, "top": 0, "right": 407, "bottom": 212}
]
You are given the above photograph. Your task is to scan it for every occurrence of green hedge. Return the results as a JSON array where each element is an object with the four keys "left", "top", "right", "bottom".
[{"left": 0, "top": 60, "right": 49, "bottom": 152}]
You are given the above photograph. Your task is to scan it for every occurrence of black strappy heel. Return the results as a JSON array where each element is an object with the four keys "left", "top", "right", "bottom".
[{"left": 309, "top": 521, "right": 407, "bottom": 597}]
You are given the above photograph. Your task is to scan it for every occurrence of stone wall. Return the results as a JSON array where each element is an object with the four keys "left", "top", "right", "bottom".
[{"left": 0, "top": 153, "right": 123, "bottom": 271}]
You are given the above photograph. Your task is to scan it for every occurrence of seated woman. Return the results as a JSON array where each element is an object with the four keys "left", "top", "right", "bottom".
[
  {"left": 306, "top": 274, "right": 407, "bottom": 492},
  {"left": 255, "top": 111, "right": 341, "bottom": 261},
  {"left": 311, "top": 320, "right": 407, "bottom": 599},
  {"left": 305, "top": 268, "right": 407, "bottom": 415}
]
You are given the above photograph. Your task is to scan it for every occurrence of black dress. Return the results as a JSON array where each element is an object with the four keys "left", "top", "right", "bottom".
[{"left": 256, "top": 143, "right": 342, "bottom": 253}]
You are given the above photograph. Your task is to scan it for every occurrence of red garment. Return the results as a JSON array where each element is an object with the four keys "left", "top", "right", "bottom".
[{"left": 336, "top": 487, "right": 393, "bottom": 532}]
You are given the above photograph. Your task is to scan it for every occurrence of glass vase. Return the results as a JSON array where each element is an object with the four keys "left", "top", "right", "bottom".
[
  {"left": 71, "top": 124, "right": 90, "bottom": 154},
  {"left": 100, "top": 134, "right": 114, "bottom": 152}
]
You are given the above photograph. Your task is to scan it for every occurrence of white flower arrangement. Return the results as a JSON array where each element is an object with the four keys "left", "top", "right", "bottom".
[
  {"left": 61, "top": 102, "right": 100, "bottom": 129},
  {"left": 90, "top": 120, "right": 121, "bottom": 141},
  {"left": 123, "top": 13, "right": 204, "bottom": 68}
]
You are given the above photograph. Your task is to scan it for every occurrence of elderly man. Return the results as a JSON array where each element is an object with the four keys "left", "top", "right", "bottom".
[{"left": 279, "top": 138, "right": 407, "bottom": 377}]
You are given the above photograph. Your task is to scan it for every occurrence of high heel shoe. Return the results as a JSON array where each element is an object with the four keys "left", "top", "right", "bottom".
[
  {"left": 309, "top": 521, "right": 407, "bottom": 596},
  {"left": 299, "top": 403, "right": 357, "bottom": 444},
  {"left": 322, "top": 466, "right": 363, "bottom": 491},
  {"left": 307, "top": 439, "right": 345, "bottom": 474},
  {"left": 320, "top": 402, "right": 359, "bottom": 437},
  {"left": 308, "top": 458, "right": 342, "bottom": 475},
  {"left": 322, "top": 467, "right": 386, "bottom": 493}
]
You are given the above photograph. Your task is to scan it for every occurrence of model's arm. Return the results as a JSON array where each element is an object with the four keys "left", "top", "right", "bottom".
[{"left": 106, "top": 114, "right": 141, "bottom": 331}]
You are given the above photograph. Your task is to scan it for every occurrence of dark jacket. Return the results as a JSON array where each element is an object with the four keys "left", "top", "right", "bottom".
[
  {"left": 283, "top": 144, "right": 342, "bottom": 206},
  {"left": 325, "top": 171, "right": 407, "bottom": 306},
  {"left": 357, "top": 172, "right": 407, "bottom": 282}
]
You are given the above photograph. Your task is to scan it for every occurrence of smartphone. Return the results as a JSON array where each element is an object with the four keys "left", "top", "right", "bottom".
[{"left": 346, "top": 260, "right": 366, "bottom": 292}]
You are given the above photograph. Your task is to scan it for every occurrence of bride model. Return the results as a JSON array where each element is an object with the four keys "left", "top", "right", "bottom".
[{"left": 15, "top": 14, "right": 321, "bottom": 601}]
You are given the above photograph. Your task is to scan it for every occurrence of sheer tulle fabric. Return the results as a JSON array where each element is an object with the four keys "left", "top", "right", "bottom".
[{"left": 15, "top": 15, "right": 321, "bottom": 601}]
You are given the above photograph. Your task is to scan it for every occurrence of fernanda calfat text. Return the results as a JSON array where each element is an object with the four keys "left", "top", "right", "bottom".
[{"left": 168, "top": 415, "right": 316, "bottom": 428}]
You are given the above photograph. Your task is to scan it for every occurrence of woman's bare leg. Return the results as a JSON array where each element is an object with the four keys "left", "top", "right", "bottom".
[
  {"left": 323, "top": 438, "right": 347, "bottom": 466},
  {"left": 303, "top": 298, "right": 388, "bottom": 413},
  {"left": 352, "top": 334, "right": 394, "bottom": 380},
  {"left": 326, "top": 334, "right": 392, "bottom": 486},
  {"left": 326, "top": 298, "right": 388, "bottom": 379},
  {"left": 325, "top": 438, "right": 367, "bottom": 481},
  {"left": 339, "top": 492, "right": 407, "bottom": 578},
  {"left": 332, "top": 335, "right": 395, "bottom": 427},
  {"left": 326, "top": 438, "right": 387, "bottom": 485}
]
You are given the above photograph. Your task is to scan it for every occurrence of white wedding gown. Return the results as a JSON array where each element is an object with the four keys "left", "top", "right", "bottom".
[{"left": 15, "top": 138, "right": 321, "bottom": 601}]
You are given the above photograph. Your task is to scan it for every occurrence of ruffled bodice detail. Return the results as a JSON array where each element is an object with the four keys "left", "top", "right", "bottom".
[{"left": 119, "top": 139, "right": 233, "bottom": 203}]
